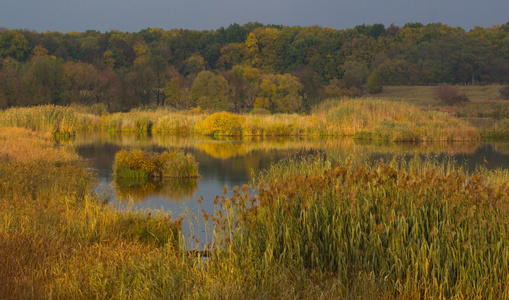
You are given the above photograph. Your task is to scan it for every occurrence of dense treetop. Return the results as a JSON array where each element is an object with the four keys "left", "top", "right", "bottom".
[{"left": 1, "top": 22, "right": 508, "bottom": 112}]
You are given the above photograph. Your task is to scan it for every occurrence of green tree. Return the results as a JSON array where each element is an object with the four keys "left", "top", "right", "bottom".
[
  {"left": 0, "top": 30, "right": 29, "bottom": 60},
  {"left": 164, "top": 75, "right": 192, "bottom": 109},
  {"left": 149, "top": 44, "right": 173, "bottom": 105},
  {"left": 229, "top": 65, "right": 262, "bottom": 111},
  {"left": 191, "top": 70, "right": 233, "bottom": 111},
  {"left": 22, "top": 57, "right": 67, "bottom": 105},
  {"left": 342, "top": 60, "right": 367, "bottom": 89},
  {"left": 182, "top": 54, "right": 205, "bottom": 76},
  {"left": 292, "top": 67, "right": 324, "bottom": 111},
  {"left": 126, "top": 61, "right": 156, "bottom": 106},
  {"left": 217, "top": 43, "right": 247, "bottom": 70},
  {"left": 255, "top": 73, "right": 302, "bottom": 113},
  {"left": 63, "top": 61, "right": 105, "bottom": 105},
  {"left": 367, "top": 71, "right": 383, "bottom": 93}
]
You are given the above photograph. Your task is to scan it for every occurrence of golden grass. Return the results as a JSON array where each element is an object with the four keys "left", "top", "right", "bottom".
[
  {"left": 315, "top": 98, "right": 479, "bottom": 141},
  {"left": 0, "top": 105, "right": 102, "bottom": 135},
  {"left": 0, "top": 128, "right": 183, "bottom": 299},
  {"left": 0, "top": 98, "right": 495, "bottom": 141},
  {"left": 0, "top": 127, "right": 78, "bottom": 163},
  {"left": 228, "top": 155, "right": 509, "bottom": 299}
]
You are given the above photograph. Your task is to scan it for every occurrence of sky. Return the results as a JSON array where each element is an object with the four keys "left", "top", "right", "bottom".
[{"left": 1, "top": 0, "right": 508, "bottom": 33}]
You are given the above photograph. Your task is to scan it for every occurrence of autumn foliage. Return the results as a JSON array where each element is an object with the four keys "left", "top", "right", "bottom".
[{"left": 1, "top": 23, "right": 509, "bottom": 112}]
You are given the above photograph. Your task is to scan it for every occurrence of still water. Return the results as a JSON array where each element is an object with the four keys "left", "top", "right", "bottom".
[{"left": 70, "top": 133, "right": 509, "bottom": 219}]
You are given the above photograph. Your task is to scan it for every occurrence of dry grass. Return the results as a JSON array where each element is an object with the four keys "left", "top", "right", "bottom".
[
  {"left": 0, "top": 127, "right": 78, "bottom": 163},
  {"left": 0, "top": 99, "right": 494, "bottom": 141},
  {"left": 315, "top": 98, "right": 479, "bottom": 141},
  {"left": 0, "top": 105, "right": 102, "bottom": 135},
  {"left": 0, "top": 128, "right": 183, "bottom": 299}
]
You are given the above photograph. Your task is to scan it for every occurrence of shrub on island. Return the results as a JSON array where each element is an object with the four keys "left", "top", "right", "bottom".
[{"left": 113, "top": 149, "right": 199, "bottom": 180}]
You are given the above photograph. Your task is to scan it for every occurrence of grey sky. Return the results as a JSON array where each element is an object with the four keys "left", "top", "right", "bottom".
[{"left": 1, "top": 0, "right": 508, "bottom": 33}]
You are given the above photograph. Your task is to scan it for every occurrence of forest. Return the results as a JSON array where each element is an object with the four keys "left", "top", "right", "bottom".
[{"left": 1, "top": 22, "right": 509, "bottom": 112}]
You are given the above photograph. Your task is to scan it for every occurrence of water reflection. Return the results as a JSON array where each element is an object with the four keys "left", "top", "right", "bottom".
[
  {"left": 116, "top": 178, "right": 198, "bottom": 202},
  {"left": 66, "top": 132, "right": 509, "bottom": 217}
]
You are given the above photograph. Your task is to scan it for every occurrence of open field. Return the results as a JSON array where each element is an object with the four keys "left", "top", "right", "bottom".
[
  {"left": 376, "top": 85, "right": 504, "bottom": 104},
  {"left": 2, "top": 127, "right": 509, "bottom": 298}
]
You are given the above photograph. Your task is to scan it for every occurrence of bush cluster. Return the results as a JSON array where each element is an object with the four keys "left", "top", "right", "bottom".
[
  {"left": 195, "top": 112, "right": 245, "bottom": 136},
  {"left": 433, "top": 85, "right": 470, "bottom": 105},
  {"left": 500, "top": 85, "right": 509, "bottom": 100}
]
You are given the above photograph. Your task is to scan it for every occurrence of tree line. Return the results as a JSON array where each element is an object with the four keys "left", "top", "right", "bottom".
[{"left": 1, "top": 22, "right": 509, "bottom": 112}]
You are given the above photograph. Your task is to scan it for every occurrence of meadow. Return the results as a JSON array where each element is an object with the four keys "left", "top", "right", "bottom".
[
  {"left": 2, "top": 126, "right": 509, "bottom": 298},
  {"left": 377, "top": 85, "right": 503, "bottom": 104}
]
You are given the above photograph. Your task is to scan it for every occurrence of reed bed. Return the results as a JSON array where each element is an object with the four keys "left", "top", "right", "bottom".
[
  {"left": 481, "top": 119, "right": 509, "bottom": 140},
  {"left": 316, "top": 98, "right": 480, "bottom": 142},
  {"left": 0, "top": 105, "right": 102, "bottom": 135},
  {"left": 202, "top": 155, "right": 509, "bottom": 299},
  {"left": 1, "top": 98, "right": 483, "bottom": 142}
]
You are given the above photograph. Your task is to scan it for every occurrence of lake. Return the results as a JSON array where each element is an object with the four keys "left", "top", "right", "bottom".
[{"left": 69, "top": 133, "right": 509, "bottom": 220}]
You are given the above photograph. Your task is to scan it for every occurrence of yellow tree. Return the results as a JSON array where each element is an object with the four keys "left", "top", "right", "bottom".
[
  {"left": 245, "top": 32, "right": 259, "bottom": 67},
  {"left": 102, "top": 50, "right": 115, "bottom": 70},
  {"left": 29, "top": 45, "right": 49, "bottom": 61}
]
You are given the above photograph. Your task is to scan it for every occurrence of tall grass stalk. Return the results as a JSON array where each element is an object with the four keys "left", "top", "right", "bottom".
[{"left": 205, "top": 155, "right": 509, "bottom": 299}]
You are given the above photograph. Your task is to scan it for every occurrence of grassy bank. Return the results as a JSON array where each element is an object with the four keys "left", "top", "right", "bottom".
[
  {"left": 0, "top": 97, "right": 485, "bottom": 141},
  {"left": 0, "top": 128, "right": 183, "bottom": 299},
  {"left": 315, "top": 99, "right": 479, "bottom": 141}
]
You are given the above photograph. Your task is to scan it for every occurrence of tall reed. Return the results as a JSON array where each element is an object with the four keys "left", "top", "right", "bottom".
[
  {"left": 204, "top": 155, "right": 509, "bottom": 299},
  {"left": 0, "top": 105, "right": 102, "bottom": 135},
  {"left": 316, "top": 98, "right": 480, "bottom": 141},
  {"left": 0, "top": 99, "right": 483, "bottom": 141}
]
